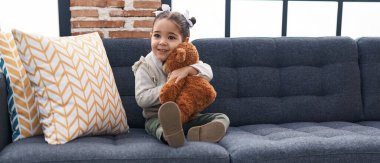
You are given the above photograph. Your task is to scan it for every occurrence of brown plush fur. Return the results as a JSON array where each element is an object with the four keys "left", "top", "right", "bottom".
[{"left": 160, "top": 42, "right": 217, "bottom": 124}]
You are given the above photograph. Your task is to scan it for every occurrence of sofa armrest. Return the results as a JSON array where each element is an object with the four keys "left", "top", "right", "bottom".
[{"left": 0, "top": 72, "right": 11, "bottom": 152}]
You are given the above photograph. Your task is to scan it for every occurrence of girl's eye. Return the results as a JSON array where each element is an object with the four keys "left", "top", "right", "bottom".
[
  {"left": 168, "top": 36, "right": 176, "bottom": 40},
  {"left": 153, "top": 34, "right": 160, "bottom": 38}
]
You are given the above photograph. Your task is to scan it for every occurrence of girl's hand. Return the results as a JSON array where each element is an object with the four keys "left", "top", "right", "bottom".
[{"left": 168, "top": 66, "right": 198, "bottom": 83}]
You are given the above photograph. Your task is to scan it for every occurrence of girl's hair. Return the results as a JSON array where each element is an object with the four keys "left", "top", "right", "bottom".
[{"left": 153, "top": 9, "right": 196, "bottom": 40}]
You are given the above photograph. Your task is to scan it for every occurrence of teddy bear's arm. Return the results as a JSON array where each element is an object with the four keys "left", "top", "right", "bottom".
[{"left": 159, "top": 78, "right": 186, "bottom": 104}]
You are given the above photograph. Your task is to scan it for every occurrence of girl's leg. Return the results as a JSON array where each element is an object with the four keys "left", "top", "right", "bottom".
[
  {"left": 183, "top": 113, "right": 230, "bottom": 143},
  {"left": 158, "top": 102, "right": 185, "bottom": 148},
  {"left": 145, "top": 102, "right": 185, "bottom": 148},
  {"left": 145, "top": 117, "right": 164, "bottom": 141}
]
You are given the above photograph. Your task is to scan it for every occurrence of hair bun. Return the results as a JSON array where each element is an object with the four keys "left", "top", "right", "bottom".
[{"left": 190, "top": 17, "right": 196, "bottom": 26}]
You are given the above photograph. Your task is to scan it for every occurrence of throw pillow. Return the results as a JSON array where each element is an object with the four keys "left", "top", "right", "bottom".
[
  {"left": 0, "top": 32, "right": 42, "bottom": 141},
  {"left": 12, "top": 29, "right": 129, "bottom": 144}
]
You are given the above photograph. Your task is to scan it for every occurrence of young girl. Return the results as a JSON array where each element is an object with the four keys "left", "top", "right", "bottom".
[{"left": 132, "top": 5, "right": 230, "bottom": 148}]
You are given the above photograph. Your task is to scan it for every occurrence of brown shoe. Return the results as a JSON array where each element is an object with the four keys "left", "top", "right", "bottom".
[
  {"left": 187, "top": 121, "right": 225, "bottom": 143},
  {"left": 158, "top": 102, "right": 185, "bottom": 148}
]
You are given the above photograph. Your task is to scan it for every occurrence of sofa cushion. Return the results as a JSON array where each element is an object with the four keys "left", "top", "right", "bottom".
[
  {"left": 192, "top": 37, "right": 363, "bottom": 126},
  {"left": 0, "top": 72, "right": 12, "bottom": 151},
  {"left": 12, "top": 30, "right": 129, "bottom": 144},
  {"left": 103, "top": 39, "right": 151, "bottom": 128},
  {"left": 357, "top": 37, "right": 380, "bottom": 120},
  {"left": 0, "top": 32, "right": 42, "bottom": 141},
  {"left": 220, "top": 122, "right": 380, "bottom": 163},
  {"left": 0, "top": 128, "right": 229, "bottom": 163}
]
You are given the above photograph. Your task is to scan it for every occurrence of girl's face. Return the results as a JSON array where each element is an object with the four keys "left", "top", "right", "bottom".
[{"left": 151, "top": 19, "right": 188, "bottom": 62}]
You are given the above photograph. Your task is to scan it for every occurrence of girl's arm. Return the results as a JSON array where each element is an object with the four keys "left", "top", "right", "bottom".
[
  {"left": 190, "top": 61, "right": 213, "bottom": 81},
  {"left": 168, "top": 61, "right": 213, "bottom": 83},
  {"left": 135, "top": 67, "right": 163, "bottom": 108}
]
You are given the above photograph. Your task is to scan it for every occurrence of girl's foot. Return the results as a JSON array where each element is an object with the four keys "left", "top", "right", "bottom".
[
  {"left": 187, "top": 121, "right": 225, "bottom": 143},
  {"left": 158, "top": 102, "right": 185, "bottom": 148}
]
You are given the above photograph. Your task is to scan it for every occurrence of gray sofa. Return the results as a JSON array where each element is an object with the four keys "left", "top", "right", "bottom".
[{"left": 1, "top": 37, "right": 380, "bottom": 162}]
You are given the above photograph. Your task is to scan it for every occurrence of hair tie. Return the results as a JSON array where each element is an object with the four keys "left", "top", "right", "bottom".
[
  {"left": 153, "top": 4, "right": 193, "bottom": 28},
  {"left": 153, "top": 4, "right": 171, "bottom": 16},
  {"left": 182, "top": 10, "right": 193, "bottom": 28}
]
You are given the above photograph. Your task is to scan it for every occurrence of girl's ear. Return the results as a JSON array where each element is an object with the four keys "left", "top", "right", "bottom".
[
  {"left": 183, "top": 37, "right": 189, "bottom": 43},
  {"left": 150, "top": 32, "right": 153, "bottom": 37}
]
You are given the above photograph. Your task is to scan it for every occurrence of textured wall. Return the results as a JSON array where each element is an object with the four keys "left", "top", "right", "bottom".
[{"left": 70, "top": 0, "right": 160, "bottom": 38}]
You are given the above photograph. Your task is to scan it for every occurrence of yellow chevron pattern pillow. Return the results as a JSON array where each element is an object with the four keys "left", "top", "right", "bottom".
[
  {"left": 0, "top": 32, "right": 42, "bottom": 141},
  {"left": 12, "top": 29, "right": 129, "bottom": 144}
]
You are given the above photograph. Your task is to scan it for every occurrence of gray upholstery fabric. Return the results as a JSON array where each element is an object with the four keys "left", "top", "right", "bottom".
[
  {"left": 192, "top": 37, "right": 363, "bottom": 126},
  {"left": 103, "top": 39, "right": 151, "bottom": 128},
  {"left": 0, "top": 72, "right": 11, "bottom": 152},
  {"left": 220, "top": 122, "right": 380, "bottom": 163},
  {"left": 357, "top": 37, "right": 380, "bottom": 120},
  {"left": 1, "top": 37, "right": 377, "bottom": 162},
  {"left": 0, "top": 129, "right": 229, "bottom": 163}
]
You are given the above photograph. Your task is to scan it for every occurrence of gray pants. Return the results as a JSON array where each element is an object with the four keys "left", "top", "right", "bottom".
[{"left": 145, "top": 113, "right": 230, "bottom": 142}]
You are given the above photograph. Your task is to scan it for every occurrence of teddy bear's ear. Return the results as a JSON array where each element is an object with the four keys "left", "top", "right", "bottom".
[{"left": 175, "top": 48, "right": 186, "bottom": 63}]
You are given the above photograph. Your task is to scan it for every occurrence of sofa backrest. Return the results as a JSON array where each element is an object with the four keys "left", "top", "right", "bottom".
[
  {"left": 192, "top": 37, "right": 363, "bottom": 126},
  {"left": 103, "top": 38, "right": 150, "bottom": 128},
  {"left": 357, "top": 37, "right": 380, "bottom": 120},
  {"left": 103, "top": 37, "right": 363, "bottom": 128},
  {"left": 0, "top": 73, "right": 12, "bottom": 151}
]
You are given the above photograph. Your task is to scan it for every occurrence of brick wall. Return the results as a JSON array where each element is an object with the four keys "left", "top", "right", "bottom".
[{"left": 70, "top": 0, "right": 161, "bottom": 38}]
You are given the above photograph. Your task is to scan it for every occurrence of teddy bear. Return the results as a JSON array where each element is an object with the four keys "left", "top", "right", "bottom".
[{"left": 160, "top": 42, "right": 217, "bottom": 124}]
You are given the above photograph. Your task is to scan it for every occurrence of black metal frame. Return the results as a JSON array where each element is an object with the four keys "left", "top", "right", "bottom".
[
  {"left": 58, "top": 0, "right": 71, "bottom": 36},
  {"left": 337, "top": 0, "right": 343, "bottom": 36},
  {"left": 226, "top": 0, "right": 231, "bottom": 37},
  {"left": 162, "top": 0, "right": 171, "bottom": 6},
  {"left": 58, "top": 0, "right": 380, "bottom": 37},
  {"left": 282, "top": 0, "right": 288, "bottom": 36},
  {"left": 225, "top": 0, "right": 380, "bottom": 37}
]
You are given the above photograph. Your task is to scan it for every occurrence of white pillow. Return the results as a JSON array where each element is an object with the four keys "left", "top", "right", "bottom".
[{"left": 12, "top": 29, "right": 129, "bottom": 144}]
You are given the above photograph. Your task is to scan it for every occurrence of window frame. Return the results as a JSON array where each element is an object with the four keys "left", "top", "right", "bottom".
[{"left": 58, "top": 0, "right": 380, "bottom": 37}]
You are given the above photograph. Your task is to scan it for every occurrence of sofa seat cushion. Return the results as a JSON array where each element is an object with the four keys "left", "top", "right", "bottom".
[
  {"left": 220, "top": 122, "right": 380, "bottom": 163},
  {"left": 0, "top": 128, "right": 229, "bottom": 163}
]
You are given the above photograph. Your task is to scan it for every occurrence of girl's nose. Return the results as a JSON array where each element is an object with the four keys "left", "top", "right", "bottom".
[{"left": 159, "top": 39, "right": 167, "bottom": 45}]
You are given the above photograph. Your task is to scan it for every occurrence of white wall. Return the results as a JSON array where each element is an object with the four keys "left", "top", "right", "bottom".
[
  {"left": 0, "top": 0, "right": 59, "bottom": 37},
  {"left": 342, "top": 2, "right": 380, "bottom": 38},
  {"left": 173, "top": 0, "right": 380, "bottom": 39},
  {"left": 172, "top": 0, "right": 225, "bottom": 41},
  {"left": 1, "top": 0, "right": 378, "bottom": 39}
]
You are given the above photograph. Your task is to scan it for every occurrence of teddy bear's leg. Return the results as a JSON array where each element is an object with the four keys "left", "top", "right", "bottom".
[
  {"left": 185, "top": 77, "right": 217, "bottom": 112},
  {"left": 175, "top": 90, "right": 199, "bottom": 124},
  {"left": 159, "top": 78, "right": 186, "bottom": 104},
  {"left": 176, "top": 99, "right": 192, "bottom": 124},
  {"left": 195, "top": 83, "right": 217, "bottom": 113}
]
